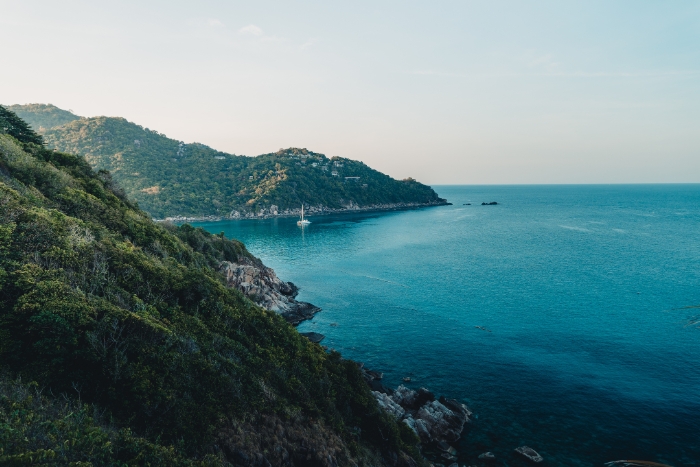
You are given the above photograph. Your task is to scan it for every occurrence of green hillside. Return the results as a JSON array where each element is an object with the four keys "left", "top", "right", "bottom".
[
  {"left": 0, "top": 105, "right": 422, "bottom": 466},
  {"left": 7, "top": 103, "right": 80, "bottom": 132},
  {"left": 10, "top": 104, "right": 446, "bottom": 219}
]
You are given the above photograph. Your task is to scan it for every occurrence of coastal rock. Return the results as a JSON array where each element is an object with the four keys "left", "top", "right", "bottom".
[
  {"left": 373, "top": 391, "right": 405, "bottom": 419},
  {"left": 393, "top": 385, "right": 419, "bottom": 407},
  {"left": 416, "top": 388, "right": 437, "bottom": 408},
  {"left": 390, "top": 385, "right": 436, "bottom": 410},
  {"left": 439, "top": 396, "right": 473, "bottom": 422},
  {"left": 436, "top": 441, "right": 457, "bottom": 455},
  {"left": 218, "top": 257, "right": 321, "bottom": 325},
  {"left": 372, "top": 384, "right": 472, "bottom": 445},
  {"left": 403, "top": 416, "right": 431, "bottom": 442},
  {"left": 515, "top": 446, "right": 543, "bottom": 463},
  {"left": 357, "top": 365, "right": 394, "bottom": 394},
  {"left": 369, "top": 379, "right": 391, "bottom": 394},
  {"left": 415, "top": 400, "right": 465, "bottom": 442},
  {"left": 300, "top": 332, "right": 325, "bottom": 344}
]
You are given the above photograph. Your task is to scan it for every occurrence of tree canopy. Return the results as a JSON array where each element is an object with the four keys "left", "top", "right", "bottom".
[{"left": 0, "top": 105, "right": 44, "bottom": 145}]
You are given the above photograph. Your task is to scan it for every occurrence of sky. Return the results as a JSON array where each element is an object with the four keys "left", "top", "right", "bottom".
[{"left": 1, "top": 1, "right": 699, "bottom": 184}]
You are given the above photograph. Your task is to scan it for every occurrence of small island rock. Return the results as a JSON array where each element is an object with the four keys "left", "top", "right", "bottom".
[{"left": 515, "top": 446, "right": 543, "bottom": 463}]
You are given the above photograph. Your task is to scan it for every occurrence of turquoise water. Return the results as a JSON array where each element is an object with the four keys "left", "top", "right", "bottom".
[{"left": 194, "top": 185, "right": 700, "bottom": 466}]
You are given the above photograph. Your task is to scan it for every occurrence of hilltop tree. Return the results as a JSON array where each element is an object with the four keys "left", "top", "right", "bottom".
[{"left": 0, "top": 105, "right": 44, "bottom": 145}]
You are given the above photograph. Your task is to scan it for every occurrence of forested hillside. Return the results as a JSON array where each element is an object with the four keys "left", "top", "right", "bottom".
[
  {"left": 10, "top": 104, "right": 446, "bottom": 219},
  {"left": 7, "top": 103, "right": 80, "bottom": 131},
  {"left": 0, "top": 106, "right": 422, "bottom": 466}
]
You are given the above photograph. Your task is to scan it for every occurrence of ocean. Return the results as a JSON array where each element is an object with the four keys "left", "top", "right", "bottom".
[{"left": 193, "top": 185, "right": 700, "bottom": 466}]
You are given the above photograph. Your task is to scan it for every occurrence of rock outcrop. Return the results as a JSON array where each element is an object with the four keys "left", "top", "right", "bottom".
[
  {"left": 371, "top": 384, "right": 472, "bottom": 446},
  {"left": 219, "top": 257, "right": 320, "bottom": 325},
  {"left": 374, "top": 391, "right": 406, "bottom": 419}
]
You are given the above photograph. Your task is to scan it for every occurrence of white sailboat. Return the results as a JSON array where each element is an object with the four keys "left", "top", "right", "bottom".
[{"left": 297, "top": 204, "right": 311, "bottom": 226}]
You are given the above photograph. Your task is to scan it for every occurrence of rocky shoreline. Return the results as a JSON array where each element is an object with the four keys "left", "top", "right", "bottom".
[
  {"left": 212, "top": 214, "right": 520, "bottom": 466},
  {"left": 215, "top": 253, "right": 478, "bottom": 465},
  {"left": 219, "top": 257, "right": 321, "bottom": 325},
  {"left": 158, "top": 199, "right": 451, "bottom": 223},
  {"left": 358, "top": 364, "right": 473, "bottom": 467}
]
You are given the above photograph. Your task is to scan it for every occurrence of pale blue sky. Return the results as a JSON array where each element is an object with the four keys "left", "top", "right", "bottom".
[{"left": 2, "top": 1, "right": 699, "bottom": 183}]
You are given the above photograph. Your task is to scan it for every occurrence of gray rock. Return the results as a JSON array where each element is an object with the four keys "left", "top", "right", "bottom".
[
  {"left": 219, "top": 258, "right": 320, "bottom": 324},
  {"left": 440, "top": 396, "right": 473, "bottom": 421},
  {"left": 299, "top": 332, "right": 325, "bottom": 344},
  {"left": 413, "top": 398, "right": 471, "bottom": 443},
  {"left": 371, "top": 383, "right": 472, "bottom": 447},
  {"left": 393, "top": 385, "right": 418, "bottom": 407},
  {"left": 515, "top": 446, "right": 543, "bottom": 463},
  {"left": 414, "top": 387, "right": 436, "bottom": 408},
  {"left": 373, "top": 391, "right": 405, "bottom": 419}
]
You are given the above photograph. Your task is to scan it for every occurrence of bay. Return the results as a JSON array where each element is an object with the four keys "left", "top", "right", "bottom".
[{"left": 194, "top": 184, "right": 700, "bottom": 466}]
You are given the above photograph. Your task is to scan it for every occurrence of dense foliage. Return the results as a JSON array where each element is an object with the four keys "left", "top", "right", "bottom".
[
  {"left": 0, "top": 105, "right": 44, "bottom": 146},
  {"left": 0, "top": 108, "right": 422, "bottom": 466},
  {"left": 0, "top": 374, "right": 220, "bottom": 466},
  {"left": 11, "top": 104, "right": 444, "bottom": 218}
]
